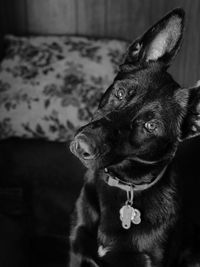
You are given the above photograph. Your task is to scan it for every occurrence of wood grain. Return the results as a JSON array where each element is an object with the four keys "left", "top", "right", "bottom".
[
  {"left": 77, "top": 0, "right": 106, "bottom": 36},
  {"left": 0, "top": 0, "right": 27, "bottom": 58},
  {"left": 27, "top": 0, "right": 77, "bottom": 34},
  {"left": 0, "top": 0, "right": 199, "bottom": 85},
  {"left": 106, "top": 0, "right": 147, "bottom": 40},
  {"left": 0, "top": 0, "right": 27, "bottom": 34},
  {"left": 165, "top": 0, "right": 200, "bottom": 86},
  {"left": 0, "top": 1, "right": 6, "bottom": 58}
]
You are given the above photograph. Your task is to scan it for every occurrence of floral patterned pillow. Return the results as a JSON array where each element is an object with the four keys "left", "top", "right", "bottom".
[{"left": 0, "top": 35, "right": 128, "bottom": 141}]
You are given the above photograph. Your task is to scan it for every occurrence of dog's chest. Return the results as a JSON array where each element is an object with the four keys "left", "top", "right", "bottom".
[
  {"left": 96, "top": 182, "right": 166, "bottom": 265},
  {"left": 97, "top": 227, "right": 157, "bottom": 267},
  {"left": 97, "top": 224, "right": 163, "bottom": 267}
]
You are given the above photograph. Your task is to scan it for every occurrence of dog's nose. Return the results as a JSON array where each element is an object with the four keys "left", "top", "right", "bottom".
[{"left": 71, "top": 134, "right": 96, "bottom": 160}]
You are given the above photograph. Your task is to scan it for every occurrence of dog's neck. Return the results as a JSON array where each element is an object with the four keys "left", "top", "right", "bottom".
[
  {"left": 98, "top": 161, "right": 178, "bottom": 234},
  {"left": 103, "top": 164, "right": 168, "bottom": 192}
]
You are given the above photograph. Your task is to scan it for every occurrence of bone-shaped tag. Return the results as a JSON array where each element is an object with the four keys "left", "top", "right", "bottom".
[
  {"left": 120, "top": 205, "right": 135, "bottom": 229},
  {"left": 131, "top": 208, "right": 141, "bottom": 224}
]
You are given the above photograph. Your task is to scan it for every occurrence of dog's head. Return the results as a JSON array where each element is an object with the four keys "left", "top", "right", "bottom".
[{"left": 70, "top": 8, "right": 200, "bottom": 182}]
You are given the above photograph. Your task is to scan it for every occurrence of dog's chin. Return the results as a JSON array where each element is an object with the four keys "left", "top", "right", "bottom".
[
  {"left": 70, "top": 142, "right": 124, "bottom": 170},
  {"left": 71, "top": 146, "right": 166, "bottom": 183},
  {"left": 80, "top": 155, "right": 118, "bottom": 170},
  {"left": 71, "top": 152, "right": 112, "bottom": 170},
  {"left": 103, "top": 157, "right": 166, "bottom": 184},
  {"left": 77, "top": 156, "right": 139, "bottom": 182},
  {"left": 79, "top": 158, "right": 100, "bottom": 169}
]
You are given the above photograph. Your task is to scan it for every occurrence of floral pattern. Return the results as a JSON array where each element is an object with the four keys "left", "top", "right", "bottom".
[{"left": 0, "top": 35, "right": 128, "bottom": 141}]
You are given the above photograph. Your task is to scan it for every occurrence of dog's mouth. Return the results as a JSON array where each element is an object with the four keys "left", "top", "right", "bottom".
[
  {"left": 103, "top": 156, "right": 168, "bottom": 184},
  {"left": 70, "top": 134, "right": 170, "bottom": 186},
  {"left": 70, "top": 139, "right": 166, "bottom": 184}
]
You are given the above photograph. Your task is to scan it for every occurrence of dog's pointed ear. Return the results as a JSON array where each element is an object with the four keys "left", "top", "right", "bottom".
[
  {"left": 179, "top": 84, "right": 200, "bottom": 140},
  {"left": 124, "top": 8, "right": 185, "bottom": 67}
]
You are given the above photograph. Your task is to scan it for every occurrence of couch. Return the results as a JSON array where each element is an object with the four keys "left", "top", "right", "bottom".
[
  {"left": 0, "top": 35, "right": 128, "bottom": 267},
  {"left": 0, "top": 138, "right": 85, "bottom": 267}
]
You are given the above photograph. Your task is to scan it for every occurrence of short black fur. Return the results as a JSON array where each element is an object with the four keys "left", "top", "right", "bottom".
[{"left": 69, "top": 8, "right": 200, "bottom": 267}]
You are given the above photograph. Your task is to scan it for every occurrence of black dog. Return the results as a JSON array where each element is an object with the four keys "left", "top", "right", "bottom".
[{"left": 69, "top": 8, "right": 200, "bottom": 267}]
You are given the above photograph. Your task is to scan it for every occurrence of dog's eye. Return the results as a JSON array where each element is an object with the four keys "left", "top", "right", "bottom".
[
  {"left": 144, "top": 121, "right": 158, "bottom": 132},
  {"left": 128, "top": 89, "right": 135, "bottom": 97},
  {"left": 116, "top": 88, "right": 125, "bottom": 100}
]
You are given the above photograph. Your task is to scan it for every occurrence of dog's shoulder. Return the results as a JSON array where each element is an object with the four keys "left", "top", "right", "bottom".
[{"left": 72, "top": 169, "right": 100, "bottom": 228}]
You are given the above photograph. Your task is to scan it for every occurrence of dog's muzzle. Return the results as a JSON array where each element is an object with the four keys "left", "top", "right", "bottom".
[{"left": 70, "top": 133, "right": 98, "bottom": 160}]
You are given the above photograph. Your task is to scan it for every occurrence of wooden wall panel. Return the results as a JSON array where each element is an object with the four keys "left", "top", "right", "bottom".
[
  {"left": 0, "top": 0, "right": 27, "bottom": 34},
  {"left": 106, "top": 0, "right": 150, "bottom": 40},
  {"left": 0, "top": 1, "right": 7, "bottom": 58},
  {"left": 26, "top": 0, "right": 77, "bottom": 34},
  {"left": 0, "top": 0, "right": 200, "bottom": 85},
  {"left": 77, "top": 0, "right": 106, "bottom": 36},
  {"left": 168, "top": 0, "right": 200, "bottom": 86},
  {"left": 0, "top": 0, "right": 27, "bottom": 58}
]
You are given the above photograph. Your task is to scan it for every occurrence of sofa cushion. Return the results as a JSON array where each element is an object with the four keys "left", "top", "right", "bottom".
[
  {"left": 0, "top": 35, "right": 128, "bottom": 141},
  {"left": 0, "top": 137, "right": 86, "bottom": 266},
  {"left": 0, "top": 137, "right": 85, "bottom": 234}
]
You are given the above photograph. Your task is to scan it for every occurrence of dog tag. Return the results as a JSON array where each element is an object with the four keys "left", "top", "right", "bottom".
[
  {"left": 132, "top": 208, "right": 141, "bottom": 225},
  {"left": 120, "top": 205, "right": 134, "bottom": 229}
]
